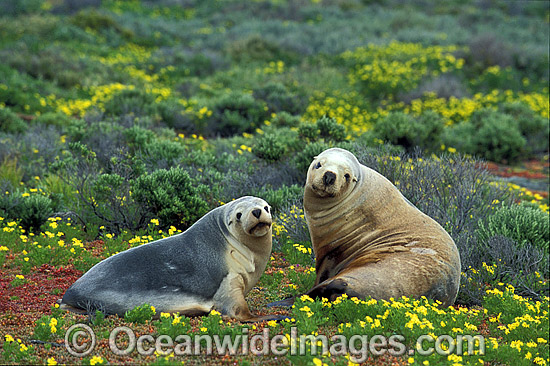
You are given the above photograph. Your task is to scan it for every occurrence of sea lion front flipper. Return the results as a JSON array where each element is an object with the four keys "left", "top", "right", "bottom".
[{"left": 215, "top": 275, "right": 288, "bottom": 323}]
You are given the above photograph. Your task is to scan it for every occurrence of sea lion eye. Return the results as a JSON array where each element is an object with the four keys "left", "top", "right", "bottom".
[
  {"left": 315, "top": 162, "right": 322, "bottom": 169},
  {"left": 264, "top": 206, "right": 269, "bottom": 213},
  {"left": 345, "top": 173, "right": 350, "bottom": 181},
  {"left": 236, "top": 213, "right": 242, "bottom": 221}
]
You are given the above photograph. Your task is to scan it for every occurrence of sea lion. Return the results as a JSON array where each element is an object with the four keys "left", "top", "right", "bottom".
[
  {"left": 60, "top": 196, "right": 281, "bottom": 322},
  {"left": 272, "top": 148, "right": 460, "bottom": 307}
]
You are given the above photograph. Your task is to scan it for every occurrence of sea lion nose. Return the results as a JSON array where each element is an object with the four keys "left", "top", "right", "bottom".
[
  {"left": 252, "top": 209, "right": 261, "bottom": 218},
  {"left": 323, "top": 171, "right": 336, "bottom": 186}
]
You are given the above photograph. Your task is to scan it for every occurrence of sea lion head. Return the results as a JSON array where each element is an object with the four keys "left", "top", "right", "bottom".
[
  {"left": 226, "top": 196, "right": 273, "bottom": 238},
  {"left": 306, "top": 148, "right": 360, "bottom": 198}
]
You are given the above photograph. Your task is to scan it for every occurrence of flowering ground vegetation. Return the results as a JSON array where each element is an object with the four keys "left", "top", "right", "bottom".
[{"left": 0, "top": 0, "right": 549, "bottom": 365}]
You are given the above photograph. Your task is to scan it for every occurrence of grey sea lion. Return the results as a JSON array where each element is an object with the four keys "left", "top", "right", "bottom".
[{"left": 60, "top": 196, "right": 280, "bottom": 322}]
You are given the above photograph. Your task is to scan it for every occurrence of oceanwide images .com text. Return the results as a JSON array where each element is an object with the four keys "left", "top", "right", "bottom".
[{"left": 65, "top": 324, "right": 485, "bottom": 362}]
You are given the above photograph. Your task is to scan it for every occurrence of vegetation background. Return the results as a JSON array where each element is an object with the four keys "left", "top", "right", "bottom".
[{"left": 0, "top": 0, "right": 548, "bottom": 365}]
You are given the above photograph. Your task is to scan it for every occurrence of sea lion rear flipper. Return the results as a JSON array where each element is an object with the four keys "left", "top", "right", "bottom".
[
  {"left": 306, "top": 278, "right": 363, "bottom": 302},
  {"left": 58, "top": 302, "right": 89, "bottom": 315},
  {"left": 266, "top": 296, "right": 296, "bottom": 307}
]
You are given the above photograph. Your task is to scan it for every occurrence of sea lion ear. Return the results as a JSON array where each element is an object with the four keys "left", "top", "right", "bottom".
[{"left": 353, "top": 176, "right": 358, "bottom": 182}]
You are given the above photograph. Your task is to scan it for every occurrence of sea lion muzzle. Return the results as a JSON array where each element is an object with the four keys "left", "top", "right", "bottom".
[{"left": 323, "top": 171, "right": 336, "bottom": 186}]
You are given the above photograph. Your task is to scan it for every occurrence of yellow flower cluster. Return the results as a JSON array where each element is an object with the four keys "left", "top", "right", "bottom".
[
  {"left": 497, "top": 182, "right": 549, "bottom": 212},
  {"left": 342, "top": 41, "right": 465, "bottom": 98},
  {"left": 94, "top": 43, "right": 152, "bottom": 65},
  {"left": 273, "top": 205, "right": 306, "bottom": 237},
  {"left": 304, "top": 90, "right": 373, "bottom": 135},
  {"left": 395, "top": 89, "right": 550, "bottom": 125},
  {"left": 53, "top": 83, "right": 173, "bottom": 117},
  {"left": 89, "top": 355, "right": 105, "bottom": 365},
  {"left": 259, "top": 60, "right": 285, "bottom": 74},
  {"left": 233, "top": 144, "right": 252, "bottom": 155},
  {"left": 292, "top": 243, "right": 312, "bottom": 255},
  {"left": 49, "top": 318, "right": 58, "bottom": 334}
]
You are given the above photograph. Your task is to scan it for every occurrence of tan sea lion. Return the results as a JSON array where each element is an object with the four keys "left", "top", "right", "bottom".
[
  {"left": 272, "top": 148, "right": 460, "bottom": 307},
  {"left": 60, "top": 196, "right": 283, "bottom": 322}
]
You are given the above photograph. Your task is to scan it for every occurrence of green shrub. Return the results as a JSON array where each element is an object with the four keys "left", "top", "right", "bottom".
[
  {"left": 154, "top": 313, "right": 192, "bottom": 339},
  {"left": 143, "top": 139, "right": 186, "bottom": 166},
  {"left": 415, "top": 111, "right": 446, "bottom": 151},
  {"left": 123, "top": 126, "right": 156, "bottom": 148},
  {"left": 0, "top": 158, "right": 23, "bottom": 188},
  {"left": 258, "top": 185, "right": 303, "bottom": 214},
  {"left": 102, "top": 89, "right": 157, "bottom": 117},
  {"left": 155, "top": 100, "right": 195, "bottom": 131},
  {"left": 316, "top": 115, "right": 346, "bottom": 142},
  {"left": 253, "top": 82, "right": 307, "bottom": 115},
  {"left": 124, "top": 303, "right": 156, "bottom": 324},
  {"left": 298, "top": 122, "right": 319, "bottom": 141},
  {"left": 227, "top": 35, "right": 297, "bottom": 64},
  {"left": 476, "top": 203, "right": 549, "bottom": 266},
  {"left": 0, "top": 0, "right": 43, "bottom": 16},
  {"left": 499, "top": 102, "right": 549, "bottom": 155},
  {"left": 32, "top": 315, "right": 58, "bottom": 342},
  {"left": 205, "top": 92, "right": 269, "bottom": 137},
  {"left": 370, "top": 111, "right": 444, "bottom": 152},
  {"left": 10, "top": 194, "right": 56, "bottom": 231},
  {"left": 253, "top": 134, "right": 286, "bottom": 162},
  {"left": 460, "top": 235, "right": 549, "bottom": 305},
  {"left": 70, "top": 8, "right": 133, "bottom": 38},
  {"left": 271, "top": 111, "right": 302, "bottom": 128},
  {"left": 3, "top": 44, "right": 85, "bottom": 88},
  {"left": 0, "top": 107, "right": 26, "bottom": 134},
  {"left": 33, "top": 112, "right": 75, "bottom": 130},
  {"left": 371, "top": 112, "right": 415, "bottom": 148},
  {"left": 444, "top": 109, "right": 526, "bottom": 163},
  {"left": 132, "top": 167, "right": 209, "bottom": 230}
]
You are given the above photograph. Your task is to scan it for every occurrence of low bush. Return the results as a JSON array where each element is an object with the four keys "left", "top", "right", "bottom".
[
  {"left": 2, "top": 45, "right": 84, "bottom": 88},
  {"left": 316, "top": 115, "right": 346, "bottom": 142},
  {"left": 0, "top": 0, "right": 43, "bottom": 17},
  {"left": 0, "top": 188, "right": 57, "bottom": 231},
  {"left": 142, "top": 139, "right": 186, "bottom": 170},
  {"left": 476, "top": 203, "right": 549, "bottom": 273},
  {"left": 102, "top": 89, "right": 158, "bottom": 117},
  {"left": 204, "top": 92, "right": 269, "bottom": 137},
  {"left": 297, "top": 122, "right": 319, "bottom": 141},
  {"left": 14, "top": 194, "right": 56, "bottom": 231},
  {"left": 253, "top": 134, "right": 287, "bottom": 162},
  {"left": 369, "top": 111, "right": 444, "bottom": 152},
  {"left": 444, "top": 109, "right": 526, "bottom": 163},
  {"left": 33, "top": 112, "right": 76, "bottom": 130},
  {"left": 0, "top": 107, "right": 26, "bottom": 134},
  {"left": 499, "top": 102, "right": 549, "bottom": 155},
  {"left": 132, "top": 167, "right": 209, "bottom": 230},
  {"left": 270, "top": 111, "right": 302, "bottom": 128},
  {"left": 70, "top": 8, "right": 133, "bottom": 38},
  {"left": 257, "top": 184, "right": 303, "bottom": 215},
  {"left": 227, "top": 35, "right": 298, "bottom": 64},
  {"left": 298, "top": 116, "right": 346, "bottom": 143},
  {"left": 467, "top": 34, "right": 514, "bottom": 70},
  {"left": 460, "top": 236, "right": 549, "bottom": 305},
  {"left": 124, "top": 303, "right": 156, "bottom": 324},
  {"left": 253, "top": 82, "right": 307, "bottom": 115}
]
